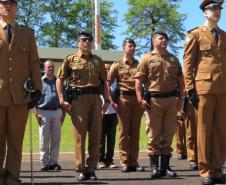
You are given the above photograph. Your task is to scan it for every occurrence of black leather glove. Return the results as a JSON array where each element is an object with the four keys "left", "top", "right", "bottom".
[
  {"left": 188, "top": 89, "right": 199, "bottom": 109},
  {"left": 28, "top": 90, "right": 41, "bottom": 109}
]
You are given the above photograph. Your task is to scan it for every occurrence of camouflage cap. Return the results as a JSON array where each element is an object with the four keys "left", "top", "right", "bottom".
[{"left": 200, "top": 0, "right": 224, "bottom": 11}]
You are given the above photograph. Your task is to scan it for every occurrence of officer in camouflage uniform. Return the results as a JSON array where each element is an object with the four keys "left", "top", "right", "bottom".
[
  {"left": 135, "top": 31, "right": 184, "bottom": 179},
  {"left": 0, "top": 0, "right": 42, "bottom": 184},
  {"left": 56, "top": 31, "right": 109, "bottom": 181}
]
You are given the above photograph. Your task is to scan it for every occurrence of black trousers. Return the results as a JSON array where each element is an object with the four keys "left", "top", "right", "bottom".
[{"left": 99, "top": 113, "right": 117, "bottom": 164}]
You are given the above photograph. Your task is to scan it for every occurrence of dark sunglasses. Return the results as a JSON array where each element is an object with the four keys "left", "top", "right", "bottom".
[{"left": 80, "top": 38, "right": 93, "bottom": 42}]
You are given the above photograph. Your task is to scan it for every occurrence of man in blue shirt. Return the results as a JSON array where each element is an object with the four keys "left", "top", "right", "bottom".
[{"left": 35, "top": 60, "right": 65, "bottom": 171}]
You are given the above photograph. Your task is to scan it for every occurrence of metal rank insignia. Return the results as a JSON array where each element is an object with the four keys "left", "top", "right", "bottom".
[
  {"left": 120, "top": 63, "right": 125, "bottom": 68},
  {"left": 73, "top": 57, "right": 81, "bottom": 63},
  {"left": 169, "top": 56, "right": 175, "bottom": 62}
]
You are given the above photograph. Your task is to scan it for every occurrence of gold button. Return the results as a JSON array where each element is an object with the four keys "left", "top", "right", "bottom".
[
  {"left": 9, "top": 58, "right": 12, "bottom": 61},
  {"left": 9, "top": 68, "right": 12, "bottom": 71},
  {"left": 9, "top": 78, "right": 13, "bottom": 82}
]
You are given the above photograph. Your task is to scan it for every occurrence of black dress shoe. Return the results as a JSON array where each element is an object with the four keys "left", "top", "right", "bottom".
[
  {"left": 121, "top": 166, "right": 130, "bottom": 173},
  {"left": 213, "top": 176, "right": 226, "bottom": 184},
  {"left": 201, "top": 177, "right": 213, "bottom": 185},
  {"left": 49, "top": 163, "right": 61, "bottom": 170},
  {"left": 188, "top": 162, "right": 198, "bottom": 170},
  {"left": 77, "top": 172, "right": 88, "bottom": 181},
  {"left": 89, "top": 171, "right": 97, "bottom": 180},
  {"left": 41, "top": 165, "right": 49, "bottom": 171},
  {"left": 130, "top": 166, "right": 145, "bottom": 172},
  {"left": 177, "top": 154, "right": 187, "bottom": 160}
]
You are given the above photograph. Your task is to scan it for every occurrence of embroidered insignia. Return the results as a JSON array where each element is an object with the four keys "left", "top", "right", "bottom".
[
  {"left": 73, "top": 57, "right": 81, "bottom": 63},
  {"left": 93, "top": 59, "right": 99, "bottom": 66}
]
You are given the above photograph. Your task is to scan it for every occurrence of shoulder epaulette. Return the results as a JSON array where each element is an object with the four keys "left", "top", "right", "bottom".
[
  {"left": 19, "top": 25, "right": 34, "bottom": 32},
  {"left": 187, "top": 27, "right": 199, "bottom": 33}
]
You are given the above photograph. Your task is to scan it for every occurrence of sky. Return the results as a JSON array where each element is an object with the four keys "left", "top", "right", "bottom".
[{"left": 111, "top": 0, "right": 226, "bottom": 62}]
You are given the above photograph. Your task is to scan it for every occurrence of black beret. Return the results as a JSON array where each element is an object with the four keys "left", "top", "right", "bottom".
[
  {"left": 153, "top": 31, "right": 169, "bottom": 40},
  {"left": 77, "top": 31, "right": 93, "bottom": 40},
  {"left": 0, "top": 0, "right": 17, "bottom": 2},
  {"left": 200, "top": 0, "right": 223, "bottom": 11}
]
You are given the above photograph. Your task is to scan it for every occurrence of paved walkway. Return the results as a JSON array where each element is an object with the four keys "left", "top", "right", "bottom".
[{"left": 19, "top": 152, "right": 213, "bottom": 185}]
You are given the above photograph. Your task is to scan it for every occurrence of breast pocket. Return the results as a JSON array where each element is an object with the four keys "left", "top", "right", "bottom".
[
  {"left": 200, "top": 44, "right": 212, "bottom": 58},
  {"left": 119, "top": 70, "right": 130, "bottom": 81},
  {"left": 71, "top": 65, "right": 83, "bottom": 80},
  {"left": 148, "top": 62, "right": 162, "bottom": 79},
  {"left": 195, "top": 72, "right": 211, "bottom": 92}
]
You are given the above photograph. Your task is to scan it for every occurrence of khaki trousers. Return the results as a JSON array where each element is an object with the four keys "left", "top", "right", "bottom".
[
  {"left": 185, "top": 102, "right": 197, "bottom": 163},
  {"left": 0, "top": 103, "right": 28, "bottom": 182},
  {"left": 176, "top": 102, "right": 197, "bottom": 163},
  {"left": 146, "top": 97, "right": 177, "bottom": 156},
  {"left": 118, "top": 95, "right": 143, "bottom": 167},
  {"left": 176, "top": 115, "right": 187, "bottom": 155},
  {"left": 71, "top": 94, "right": 102, "bottom": 172},
  {"left": 197, "top": 94, "right": 226, "bottom": 177}
]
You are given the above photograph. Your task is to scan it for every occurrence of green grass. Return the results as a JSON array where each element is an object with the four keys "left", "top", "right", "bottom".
[{"left": 22, "top": 113, "right": 175, "bottom": 153}]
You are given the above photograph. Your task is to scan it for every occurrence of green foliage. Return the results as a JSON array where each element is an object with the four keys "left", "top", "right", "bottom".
[
  {"left": 16, "top": 0, "right": 118, "bottom": 49},
  {"left": 124, "top": 0, "right": 186, "bottom": 55}
]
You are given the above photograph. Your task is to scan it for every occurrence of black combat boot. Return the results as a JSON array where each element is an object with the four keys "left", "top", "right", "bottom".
[
  {"left": 150, "top": 155, "right": 161, "bottom": 178},
  {"left": 160, "top": 155, "right": 177, "bottom": 177}
]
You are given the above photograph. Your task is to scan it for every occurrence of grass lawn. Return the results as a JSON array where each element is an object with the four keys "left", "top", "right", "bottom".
[{"left": 22, "top": 113, "right": 176, "bottom": 153}]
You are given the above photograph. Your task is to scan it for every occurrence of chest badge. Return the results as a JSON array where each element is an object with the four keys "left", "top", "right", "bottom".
[{"left": 73, "top": 57, "right": 81, "bottom": 63}]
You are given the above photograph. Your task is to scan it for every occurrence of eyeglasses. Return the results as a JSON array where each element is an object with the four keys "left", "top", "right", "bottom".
[{"left": 79, "top": 38, "right": 93, "bottom": 42}]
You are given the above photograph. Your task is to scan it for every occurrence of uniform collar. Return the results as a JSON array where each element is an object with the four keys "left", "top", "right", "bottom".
[
  {"left": 42, "top": 74, "right": 56, "bottom": 81},
  {"left": 0, "top": 20, "right": 15, "bottom": 29},
  {"left": 150, "top": 50, "right": 170, "bottom": 57},
  {"left": 77, "top": 50, "right": 93, "bottom": 58},
  {"left": 122, "top": 56, "right": 136, "bottom": 65}
]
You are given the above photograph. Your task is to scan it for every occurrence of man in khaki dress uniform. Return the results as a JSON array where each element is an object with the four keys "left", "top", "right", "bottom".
[
  {"left": 135, "top": 31, "right": 184, "bottom": 179},
  {"left": 56, "top": 31, "right": 109, "bottom": 181},
  {"left": 107, "top": 39, "right": 144, "bottom": 173},
  {"left": 0, "top": 0, "right": 42, "bottom": 184},
  {"left": 183, "top": 0, "right": 226, "bottom": 184}
]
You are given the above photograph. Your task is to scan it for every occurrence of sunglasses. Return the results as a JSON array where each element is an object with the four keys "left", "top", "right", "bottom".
[{"left": 80, "top": 38, "right": 93, "bottom": 42}]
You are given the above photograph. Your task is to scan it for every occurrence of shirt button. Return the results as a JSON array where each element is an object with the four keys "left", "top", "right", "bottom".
[
  {"left": 9, "top": 68, "right": 12, "bottom": 71},
  {"left": 9, "top": 58, "right": 12, "bottom": 61},
  {"left": 9, "top": 78, "right": 13, "bottom": 82}
]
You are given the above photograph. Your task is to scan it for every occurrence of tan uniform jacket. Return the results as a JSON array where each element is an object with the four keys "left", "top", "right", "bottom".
[
  {"left": 107, "top": 58, "right": 139, "bottom": 91},
  {"left": 135, "top": 51, "right": 182, "bottom": 92},
  {"left": 58, "top": 50, "right": 106, "bottom": 87},
  {"left": 184, "top": 25, "right": 226, "bottom": 94},
  {"left": 0, "top": 23, "right": 42, "bottom": 106}
]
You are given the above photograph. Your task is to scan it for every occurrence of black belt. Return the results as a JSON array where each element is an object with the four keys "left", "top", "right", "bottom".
[
  {"left": 120, "top": 90, "right": 136, "bottom": 96},
  {"left": 149, "top": 91, "right": 177, "bottom": 98},
  {"left": 73, "top": 86, "right": 101, "bottom": 95},
  {"left": 38, "top": 107, "right": 59, "bottom": 110}
]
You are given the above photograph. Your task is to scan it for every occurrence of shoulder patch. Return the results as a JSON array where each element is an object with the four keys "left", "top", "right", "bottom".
[{"left": 187, "top": 27, "right": 199, "bottom": 33}]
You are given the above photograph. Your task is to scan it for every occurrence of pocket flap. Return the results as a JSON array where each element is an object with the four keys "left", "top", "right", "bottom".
[
  {"left": 200, "top": 44, "right": 211, "bottom": 50},
  {"left": 195, "top": 73, "right": 211, "bottom": 81}
]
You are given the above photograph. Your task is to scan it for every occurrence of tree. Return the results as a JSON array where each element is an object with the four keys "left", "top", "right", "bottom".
[
  {"left": 17, "top": 0, "right": 43, "bottom": 31},
  {"left": 124, "top": 0, "right": 186, "bottom": 55},
  {"left": 17, "top": 0, "right": 118, "bottom": 49}
]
